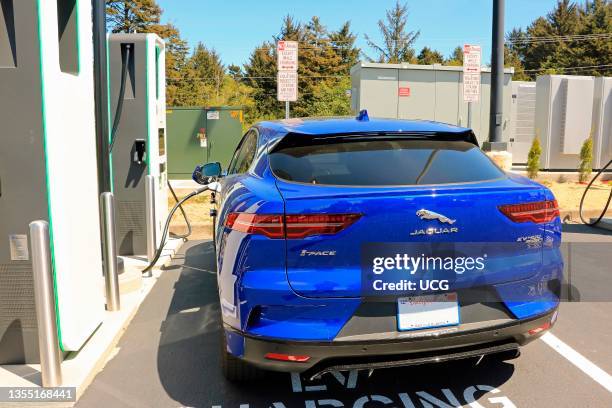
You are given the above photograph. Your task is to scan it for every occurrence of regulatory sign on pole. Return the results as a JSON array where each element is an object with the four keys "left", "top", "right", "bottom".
[
  {"left": 277, "top": 41, "right": 299, "bottom": 105},
  {"left": 463, "top": 44, "right": 481, "bottom": 103},
  {"left": 277, "top": 71, "right": 298, "bottom": 102},
  {"left": 277, "top": 41, "right": 298, "bottom": 72}
]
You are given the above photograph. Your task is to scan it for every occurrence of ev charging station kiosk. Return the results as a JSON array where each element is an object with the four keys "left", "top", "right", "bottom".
[
  {"left": 0, "top": 0, "right": 104, "bottom": 363},
  {"left": 108, "top": 33, "right": 168, "bottom": 257}
]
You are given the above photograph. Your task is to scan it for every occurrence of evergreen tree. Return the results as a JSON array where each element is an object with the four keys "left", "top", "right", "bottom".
[
  {"left": 445, "top": 46, "right": 464, "bottom": 66},
  {"left": 527, "top": 134, "right": 542, "bottom": 179},
  {"left": 330, "top": 22, "right": 360, "bottom": 74},
  {"left": 364, "top": 1, "right": 420, "bottom": 63},
  {"left": 106, "top": 0, "right": 193, "bottom": 106},
  {"left": 417, "top": 47, "right": 444, "bottom": 65},
  {"left": 149, "top": 23, "right": 190, "bottom": 106},
  {"left": 188, "top": 43, "right": 226, "bottom": 106},
  {"left": 243, "top": 15, "right": 358, "bottom": 121},
  {"left": 579, "top": 0, "right": 612, "bottom": 76},
  {"left": 579, "top": 136, "right": 593, "bottom": 182},
  {"left": 106, "top": 0, "right": 162, "bottom": 33},
  {"left": 243, "top": 42, "right": 278, "bottom": 120},
  {"left": 508, "top": 0, "right": 612, "bottom": 79},
  {"left": 308, "top": 77, "right": 352, "bottom": 117}
]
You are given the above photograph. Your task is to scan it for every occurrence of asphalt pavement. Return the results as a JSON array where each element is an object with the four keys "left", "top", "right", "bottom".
[{"left": 77, "top": 226, "right": 612, "bottom": 408}]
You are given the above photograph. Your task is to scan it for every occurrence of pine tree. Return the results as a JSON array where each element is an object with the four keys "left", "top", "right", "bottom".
[
  {"left": 106, "top": 1, "right": 193, "bottom": 106},
  {"left": 527, "top": 134, "right": 542, "bottom": 179},
  {"left": 579, "top": 136, "right": 593, "bottom": 183},
  {"left": 364, "top": 1, "right": 420, "bottom": 63},
  {"left": 243, "top": 42, "right": 278, "bottom": 120},
  {"left": 106, "top": 0, "right": 162, "bottom": 33},
  {"left": 243, "top": 15, "right": 359, "bottom": 121},
  {"left": 188, "top": 43, "right": 226, "bottom": 106},
  {"left": 445, "top": 46, "right": 464, "bottom": 66},
  {"left": 329, "top": 22, "right": 360, "bottom": 74},
  {"left": 417, "top": 47, "right": 444, "bottom": 65},
  {"left": 579, "top": 0, "right": 612, "bottom": 76}
]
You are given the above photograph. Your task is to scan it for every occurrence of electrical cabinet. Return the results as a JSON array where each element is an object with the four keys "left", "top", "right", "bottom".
[
  {"left": 0, "top": 0, "right": 104, "bottom": 363},
  {"left": 592, "top": 77, "right": 612, "bottom": 169},
  {"left": 509, "top": 81, "right": 537, "bottom": 164},
  {"left": 166, "top": 106, "right": 244, "bottom": 179},
  {"left": 108, "top": 33, "right": 168, "bottom": 256},
  {"left": 351, "top": 62, "right": 514, "bottom": 145},
  {"left": 535, "top": 75, "right": 595, "bottom": 170}
]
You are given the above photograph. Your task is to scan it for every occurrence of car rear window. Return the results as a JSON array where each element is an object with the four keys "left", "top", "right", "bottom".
[{"left": 269, "top": 137, "right": 504, "bottom": 186}]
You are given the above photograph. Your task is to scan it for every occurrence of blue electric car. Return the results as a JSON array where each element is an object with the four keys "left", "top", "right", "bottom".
[{"left": 194, "top": 115, "right": 563, "bottom": 381}]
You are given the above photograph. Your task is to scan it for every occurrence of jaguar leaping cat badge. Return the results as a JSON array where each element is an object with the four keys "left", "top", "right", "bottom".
[{"left": 416, "top": 209, "right": 456, "bottom": 225}]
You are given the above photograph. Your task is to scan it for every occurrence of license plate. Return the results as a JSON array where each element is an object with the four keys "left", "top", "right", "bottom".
[{"left": 397, "top": 293, "right": 460, "bottom": 331}]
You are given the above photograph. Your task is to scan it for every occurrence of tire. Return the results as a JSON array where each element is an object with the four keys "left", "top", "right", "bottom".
[{"left": 220, "top": 330, "right": 265, "bottom": 382}]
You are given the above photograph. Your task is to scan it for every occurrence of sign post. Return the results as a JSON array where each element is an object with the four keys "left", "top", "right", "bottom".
[
  {"left": 277, "top": 40, "right": 298, "bottom": 119},
  {"left": 463, "top": 44, "right": 481, "bottom": 129}
]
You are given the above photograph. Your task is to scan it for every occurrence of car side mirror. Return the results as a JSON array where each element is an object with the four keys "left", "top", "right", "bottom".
[{"left": 193, "top": 162, "right": 222, "bottom": 185}]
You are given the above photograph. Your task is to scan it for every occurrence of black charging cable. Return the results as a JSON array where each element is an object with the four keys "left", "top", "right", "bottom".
[
  {"left": 167, "top": 181, "right": 192, "bottom": 240},
  {"left": 109, "top": 44, "right": 131, "bottom": 152},
  {"left": 143, "top": 185, "right": 210, "bottom": 274},
  {"left": 579, "top": 159, "right": 612, "bottom": 227}
]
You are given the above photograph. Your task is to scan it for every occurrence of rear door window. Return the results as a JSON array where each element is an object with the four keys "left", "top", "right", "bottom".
[
  {"left": 228, "top": 130, "right": 257, "bottom": 175},
  {"left": 269, "top": 137, "right": 504, "bottom": 186}
]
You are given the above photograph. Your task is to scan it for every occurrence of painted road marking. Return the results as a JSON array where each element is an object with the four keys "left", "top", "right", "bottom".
[{"left": 541, "top": 332, "right": 612, "bottom": 393}]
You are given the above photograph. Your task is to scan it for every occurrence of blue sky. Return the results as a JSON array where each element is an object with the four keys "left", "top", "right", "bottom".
[{"left": 156, "top": 0, "right": 560, "bottom": 66}]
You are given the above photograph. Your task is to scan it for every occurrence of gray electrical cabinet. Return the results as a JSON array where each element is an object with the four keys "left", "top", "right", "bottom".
[
  {"left": 535, "top": 75, "right": 595, "bottom": 170},
  {"left": 592, "top": 76, "right": 612, "bottom": 169},
  {"left": 509, "top": 81, "right": 537, "bottom": 163},
  {"left": 0, "top": 0, "right": 104, "bottom": 363},
  {"left": 108, "top": 33, "right": 168, "bottom": 256},
  {"left": 351, "top": 62, "right": 514, "bottom": 144}
]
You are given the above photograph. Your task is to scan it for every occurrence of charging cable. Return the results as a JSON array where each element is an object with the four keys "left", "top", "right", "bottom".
[
  {"left": 579, "top": 159, "right": 612, "bottom": 227},
  {"left": 143, "top": 182, "right": 219, "bottom": 274}
]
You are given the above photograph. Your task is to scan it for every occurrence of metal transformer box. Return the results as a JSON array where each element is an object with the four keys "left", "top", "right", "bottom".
[
  {"left": 166, "top": 106, "right": 244, "bottom": 179},
  {"left": 108, "top": 33, "right": 168, "bottom": 256},
  {"left": 350, "top": 62, "right": 514, "bottom": 145},
  {"left": 535, "top": 75, "right": 595, "bottom": 170},
  {"left": 592, "top": 76, "right": 612, "bottom": 170},
  {"left": 508, "top": 81, "right": 537, "bottom": 164},
  {"left": 0, "top": 0, "right": 104, "bottom": 363}
]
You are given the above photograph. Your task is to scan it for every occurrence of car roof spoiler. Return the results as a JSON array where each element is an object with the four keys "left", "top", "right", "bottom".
[{"left": 268, "top": 130, "right": 480, "bottom": 153}]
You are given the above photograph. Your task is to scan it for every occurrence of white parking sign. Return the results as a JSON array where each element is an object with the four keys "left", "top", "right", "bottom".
[
  {"left": 463, "top": 44, "right": 481, "bottom": 103},
  {"left": 277, "top": 41, "right": 298, "bottom": 72},
  {"left": 277, "top": 71, "right": 298, "bottom": 102}
]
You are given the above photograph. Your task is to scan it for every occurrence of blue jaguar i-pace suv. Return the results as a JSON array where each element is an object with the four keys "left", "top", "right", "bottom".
[{"left": 193, "top": 114, "right": 563, "bottom": 381}]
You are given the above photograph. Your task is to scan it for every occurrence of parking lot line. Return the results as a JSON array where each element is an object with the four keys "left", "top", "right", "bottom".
[{"left": 541, "top": 332, "right": 612, "bottom": 393}]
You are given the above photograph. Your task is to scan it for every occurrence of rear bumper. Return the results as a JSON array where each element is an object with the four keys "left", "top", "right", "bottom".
[{"left": 227, "top": 307, "right": 557, "bottom": 379}]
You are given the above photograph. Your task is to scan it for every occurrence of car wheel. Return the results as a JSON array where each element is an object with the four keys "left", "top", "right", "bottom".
[{"left": 220, "top": 330, "right": 265, "bottom": 382}]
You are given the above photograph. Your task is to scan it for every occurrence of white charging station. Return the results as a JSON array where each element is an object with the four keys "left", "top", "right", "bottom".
[
  {"left": 108, "top": 33, "right": 169, "bottom": 257},
  {"left": 0, "top": 0, "right": 104, "bottom": 363}
]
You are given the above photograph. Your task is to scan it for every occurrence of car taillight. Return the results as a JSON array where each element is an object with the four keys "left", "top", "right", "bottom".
[
  {"left": 224, "top": 213, "right": 361, "bottom": 239},
  {"left": 224, "top": 213, "right": 285, "bottom": 239},
  {"left": 285, "top": 214, "right": 361, "bottom": 239},
  {"left": 498, "top": 200, "right": 560, "bottom": 223}
]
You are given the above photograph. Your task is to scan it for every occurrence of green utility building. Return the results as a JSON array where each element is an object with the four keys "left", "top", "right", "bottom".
[{"left": 166, "top": 106, "right": 244, "bottom": 179}]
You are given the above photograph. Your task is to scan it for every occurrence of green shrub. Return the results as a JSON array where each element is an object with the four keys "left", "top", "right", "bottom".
[
  {"left": 527, "top": 134, "right": 542, "bottom": 179},
  {"left": 579, "top": 136, "right": 593, "bottom": 183}
]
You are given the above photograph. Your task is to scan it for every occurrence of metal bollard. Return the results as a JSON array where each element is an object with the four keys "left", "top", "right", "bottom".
[
  {"left": 29, "top": 221, "right": 62, "bottom": 387},
  {"left": 144, "top": 175, "right": 156, "bottom": 277},
  {"left": 101, "top": 192, "right": 121, "bottom": 311}
]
